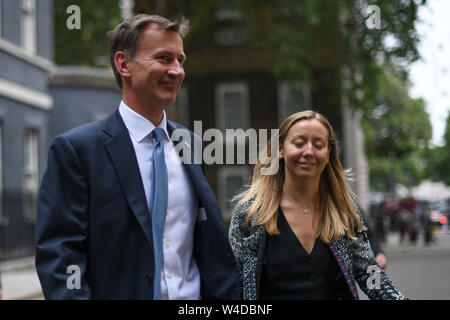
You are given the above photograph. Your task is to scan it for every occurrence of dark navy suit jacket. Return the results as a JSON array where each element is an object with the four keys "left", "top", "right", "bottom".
[{"left": 35, "top": 109, "right": 240, "bottom": 299}]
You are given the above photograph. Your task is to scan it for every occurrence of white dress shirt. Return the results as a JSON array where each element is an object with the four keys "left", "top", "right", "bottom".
[{"left": 119, "top": 101, "right": 201, "bottom": 300}]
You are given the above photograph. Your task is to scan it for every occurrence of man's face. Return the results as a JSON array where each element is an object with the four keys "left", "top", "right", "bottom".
[{"left": 128, "top": 24, "right": 186, "bottom": 109}]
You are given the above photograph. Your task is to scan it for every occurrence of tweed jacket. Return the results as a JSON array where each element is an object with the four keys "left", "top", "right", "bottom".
[{"left": 229, "top": 200, "right": 408, "bottom": 300}]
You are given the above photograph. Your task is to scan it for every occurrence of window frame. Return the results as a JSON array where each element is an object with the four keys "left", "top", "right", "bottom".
[
  {"left": 217, "top": 166, "right": 250, "bottom": 220},
  {"left": 214, "top": 0, "right": 242, "bottom": 21},
  {"left": 20, "top": 0, "right": 37, "bottom": 54},
  {"left": 215, "top": 82, "right": 250, "bottom": 132},
  {"left": 0, "top": 120, "right": 7, "bottom": 226},
  {"left": 23, "top": 127, "right": 39, "bottom": 224},
  {"left": 277, "top": 81, "right": 311, "bottom": 125},
  {"left": 0, "top": 0, "right": 3, "bottom": 38}
]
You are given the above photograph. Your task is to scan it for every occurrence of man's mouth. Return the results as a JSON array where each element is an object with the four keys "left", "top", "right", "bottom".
[{"left": 160, "top": 82, "right": 178, "bottom": 89}]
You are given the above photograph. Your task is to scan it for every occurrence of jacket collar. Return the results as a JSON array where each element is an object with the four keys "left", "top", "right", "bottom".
[{"left": 118, "top": 101, "right": 170, "bottom": 142}]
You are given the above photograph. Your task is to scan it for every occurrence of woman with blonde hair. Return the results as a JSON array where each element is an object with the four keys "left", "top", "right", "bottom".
[{"left": 229, "top": 110, "right": 406, "bottom": 300}]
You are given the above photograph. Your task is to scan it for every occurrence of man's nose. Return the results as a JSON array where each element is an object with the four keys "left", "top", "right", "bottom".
[{"left": 167, "top": 61, "right": 184, "bottom": 77}]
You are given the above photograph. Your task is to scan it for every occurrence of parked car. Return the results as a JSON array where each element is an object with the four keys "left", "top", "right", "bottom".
[{"left": 430, "top": 202, "right": 449, "bottom": 227}]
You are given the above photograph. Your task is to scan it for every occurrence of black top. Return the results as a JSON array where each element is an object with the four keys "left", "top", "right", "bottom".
[{"left": 260, "top": 208, "right": 340, "bottom": 300}]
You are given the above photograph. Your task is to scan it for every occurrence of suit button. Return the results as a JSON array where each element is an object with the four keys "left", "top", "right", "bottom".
[{"left": 146, "top": 274, "right": 152, "bottom": 283}]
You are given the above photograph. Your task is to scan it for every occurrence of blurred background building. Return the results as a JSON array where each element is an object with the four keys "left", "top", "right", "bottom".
[
  {"left": 1, "top": 0, "right": 54, "bottom": 260},
  {"left": 0, "top": 0, "right": 121, "bottom": 261},
  {"left": 1, "top": 0, "right": 450, "bottom": 263}
]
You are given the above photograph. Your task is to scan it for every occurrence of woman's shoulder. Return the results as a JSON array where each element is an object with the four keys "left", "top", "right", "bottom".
[
  {"left": 230, "top": 198, "right": 262, "bottom": 234},
  {"left": 232, "top": 198, "right": 254, "bottom": 218},
  {"left": 229, "top": 198, "right": 265, "bottom": 254}
]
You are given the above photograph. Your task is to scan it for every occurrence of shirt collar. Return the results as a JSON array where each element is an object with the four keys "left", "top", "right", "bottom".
[{"left": 119, "top": 100, "right": 170, "bottom": 143}]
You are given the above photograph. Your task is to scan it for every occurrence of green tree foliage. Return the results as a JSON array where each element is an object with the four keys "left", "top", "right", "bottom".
[
  {"left": 426, "top": 111, "right": 450, "bottom": 186},
  {"left": 235, "top": 0, "right": 428, "bottom": 193},
  {"left": 362, "top": 70, "right": 432, "bottom": 193},
  {"left": 180, "top": 0, "right": 427, "bottom": 144},
  {"left": 240, "top": 0, "right": 426, "bottom": 111},
  {"left": 52, "top": 0, "right": 432, "bottom": 192},
  {"left": 54, "top": 0, "right": 122, "bottom": 66},
  {"left": 54, "top": 0, "right": 426, "bottom": 91}
]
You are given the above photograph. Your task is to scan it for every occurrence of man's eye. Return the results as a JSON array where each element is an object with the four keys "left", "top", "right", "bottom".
[{"left": 158, "top": 55, "right": 170, "bottom": 62}]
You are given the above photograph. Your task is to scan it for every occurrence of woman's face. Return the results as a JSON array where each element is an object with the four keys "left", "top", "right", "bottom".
[{"left": 280, "top": 119, "right": 331, "bottom": 181}]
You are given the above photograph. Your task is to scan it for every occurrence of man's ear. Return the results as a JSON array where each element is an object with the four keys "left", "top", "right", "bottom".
[{"left": 115, "top": 51, "right": 131, "bottom": 79}]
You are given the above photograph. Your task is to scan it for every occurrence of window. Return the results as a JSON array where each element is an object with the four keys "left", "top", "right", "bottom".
[
  {"left": 278, "top": 1, "right": 305, "bottom": 18},
  {"left": 23, "top": 128, "right": 38, "bottom": 224},
  {"left": 218, "top": 167, "right": 250, "bottom": 220},
  {"left": 0, "top": 0, "right": 3, "bottom": 38},
  {"left": 0, "top": 121, "right": 7, "bottom": 226},
  {"left": 278, "top": 81, "right": 311, "bottom": 125},
  {"left": 216, "top": 82, "right": 250, "bottom": 131},
  {"left": 214, "top": 28, "right": 247, "bottom": 46},
  {"left": 214, "top": 0, "right": 241, "bottom": 21},
  {"left": 21, "top": 0, "right": 36, "bottom": 53},
  {"left": 213, "top": 0, "right": 246, "bottom": 46}
]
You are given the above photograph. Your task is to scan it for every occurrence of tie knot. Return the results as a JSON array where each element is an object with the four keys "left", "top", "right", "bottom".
[{"left": 152, "top": 127, "right": 164, "bottom": 143}]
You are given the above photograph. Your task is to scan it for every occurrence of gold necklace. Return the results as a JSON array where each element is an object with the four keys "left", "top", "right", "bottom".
[
  {"left": 285, "top": 196, "right": 317, "bottom": 214},
  {"left": 298, "top": 203, "right": 315, "bottom": 214}
]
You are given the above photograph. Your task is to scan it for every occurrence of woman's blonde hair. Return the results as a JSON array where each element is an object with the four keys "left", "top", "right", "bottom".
[{"left": 233, "top": 110, "right": 366, "bottom": 243}]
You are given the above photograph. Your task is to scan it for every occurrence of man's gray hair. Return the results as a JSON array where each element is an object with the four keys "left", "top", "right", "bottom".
[{"left": 107, "top": 14, "right": 190, "bottom": 89}]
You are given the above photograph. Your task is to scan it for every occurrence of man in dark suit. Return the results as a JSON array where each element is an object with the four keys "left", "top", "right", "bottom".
[{"left": 35, "top": 14, "right": 240, "bottom": 300}]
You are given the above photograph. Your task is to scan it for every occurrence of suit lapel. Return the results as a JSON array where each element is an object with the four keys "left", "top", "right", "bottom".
[
  {"left": 167, "top": 121, "right": 209, "bottom": 209},
  {"left": 103, "top": 110, "right": 153, "bottom": 249}
]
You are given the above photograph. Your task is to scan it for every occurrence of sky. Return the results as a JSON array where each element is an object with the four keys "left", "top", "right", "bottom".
[{"left": 409, "top": 0, "right": 450, "bottom": 146}]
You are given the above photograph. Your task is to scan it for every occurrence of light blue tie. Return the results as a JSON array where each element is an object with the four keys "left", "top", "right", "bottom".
[{"left": 150, "top": 127, "right": 168, "bottom": 300}]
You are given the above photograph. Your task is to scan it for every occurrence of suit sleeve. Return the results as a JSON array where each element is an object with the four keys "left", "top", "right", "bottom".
[{"left": 35, "top": 135, "right": 91, "bottom": 299}]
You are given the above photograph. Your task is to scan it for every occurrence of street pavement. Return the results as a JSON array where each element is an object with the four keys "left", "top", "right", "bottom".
[
  {"left": 1, "top": 229, "right": 449, "bottom": 300},
  {"left": 359, "top": 228, "right": 450, "bottom": 300},
  {"left": 0, "top": 257, "right": 43, "bottom": 300}
]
